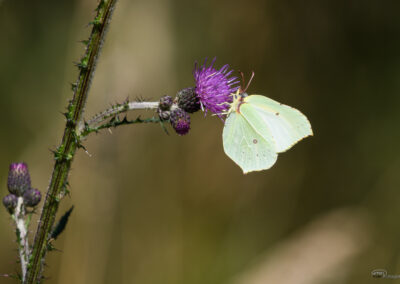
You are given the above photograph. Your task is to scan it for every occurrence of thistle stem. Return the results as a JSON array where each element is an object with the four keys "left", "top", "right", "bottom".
[
  {"left": 84, "top": 101, "right": 159, "bottom": 130},
  {"left": 13, "top": 197, "right": 29, "bottom": 282},
  {"left": 26, "top": 1, "right": 118, "bottom": 283},
  {"left": 83, "top": 116, "right": 161, "bottom": 136}
]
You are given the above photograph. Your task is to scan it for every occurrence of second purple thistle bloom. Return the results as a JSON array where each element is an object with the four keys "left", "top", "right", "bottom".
[{"left": 193, "top": 58, "right": 239, "bottom": 116}]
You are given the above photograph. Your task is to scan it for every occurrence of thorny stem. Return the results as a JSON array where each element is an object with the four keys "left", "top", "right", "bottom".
[
  {"left": 82, "top": 116, "right": 161, "bottom": 137},
  {"left": 26, "top": 1, "right": 118, "bottom": 283},
  {"left": 13, "top": 198, "right": 29, "bottom": 282},
  {"left": 83, "top": 101, "right": 159, "bottom": 130}
]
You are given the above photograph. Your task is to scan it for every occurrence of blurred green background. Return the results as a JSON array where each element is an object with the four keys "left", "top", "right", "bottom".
[{"left": 1, "top": 0, "right": 400, "bottom": 283}]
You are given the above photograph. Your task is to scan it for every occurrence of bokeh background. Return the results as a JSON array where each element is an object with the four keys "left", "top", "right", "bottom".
[{"left": 1, "top": 0, "right": 399, "bottom": 283}]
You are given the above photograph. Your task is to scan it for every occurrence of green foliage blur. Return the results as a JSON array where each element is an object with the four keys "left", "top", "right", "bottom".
[{"left": 1, "top": 0, "right": 400, "bottom": 283}]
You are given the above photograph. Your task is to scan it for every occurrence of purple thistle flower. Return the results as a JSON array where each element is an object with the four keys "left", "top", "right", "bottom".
[
  {"left": 193, "top": 57, "right": 239, "bottom": 116},
  {"left": 170, "top": 108, "right": 191, "bottom": 135}
]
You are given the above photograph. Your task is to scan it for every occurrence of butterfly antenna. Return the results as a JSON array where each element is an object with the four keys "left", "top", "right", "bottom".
[
  {"left": 243, "top": 71, "right": 255, "bottom": 93},
  {"left": 238, "top": 70, "right": 246, "bottom": 92}
]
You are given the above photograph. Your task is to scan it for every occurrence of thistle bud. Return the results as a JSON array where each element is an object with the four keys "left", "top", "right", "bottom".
[
  {"left": 158, "top": 109, "right": 171, "bottom": 121},
  {"left": 3, "top": 194, "right": 18, "bottom": 213},
  {"left": 159, "top": 95, "right": 173, "bottom": 111},
  {"left": 177, "top": 87, "right": 200, "bottom": 113},
  {"left": 7, "top": 163, "right": 31, "bottom": 196},
  {"left": 170, "top": 108, "right": 190, "bottom": 135},
  {"left": 23, "top": 188, "right": 41, "bottom": 207}
]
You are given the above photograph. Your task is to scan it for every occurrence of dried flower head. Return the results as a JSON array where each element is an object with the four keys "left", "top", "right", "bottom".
[
  {"left": 7, "top": 163, "right": 31, "bottom": 196},
  {"left": 193, "top": 58, "right": 239, "bottom": 116}
]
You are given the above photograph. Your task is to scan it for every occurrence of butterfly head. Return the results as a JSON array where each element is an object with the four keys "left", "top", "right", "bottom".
[
  {"left": 223, "top": 71, "right": 253, "bottom": 116},
  {"left": 227, "top": 71, "right": 254, "bottom": 114},
  {"left": 226, "top": 89, "right": 245, "bottom": 114}
]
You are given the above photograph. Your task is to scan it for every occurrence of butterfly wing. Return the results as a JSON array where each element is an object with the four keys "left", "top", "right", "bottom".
[
  {"left": 241, "top": 95, "right": 313, "bottom": 153},
  {"left": 222, "top": 111, "right": 277, "bottom": 173}
]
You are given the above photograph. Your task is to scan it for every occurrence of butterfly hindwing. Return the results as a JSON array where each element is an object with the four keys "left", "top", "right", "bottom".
[{"left": 222, "top": 111, "right": 277, "bottom": 173}]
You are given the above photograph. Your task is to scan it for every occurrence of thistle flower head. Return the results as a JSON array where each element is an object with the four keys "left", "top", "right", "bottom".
[
  {"left": 159, "top": 95, "right": 173, "bottom": 111},
  {"left": 3, "top": 194, "right": 18, "bottom": 213},
  {"left": 177, "top": 87, "right": 200, "bottom": 113},
  {"left": 7, "top": 162, "right": 31, "bottom": 196},
  {"left": 193, "top": 57, "right": 239, "bottom": 116},
  {"left": 170, "top": 108, "right": 190, "bottom": 135},
  {"left": 23, "top": 188, "right": 41, "bottom": 207},
  {"left": 158, "top": 95, "right": 173, "bottom": 121}
]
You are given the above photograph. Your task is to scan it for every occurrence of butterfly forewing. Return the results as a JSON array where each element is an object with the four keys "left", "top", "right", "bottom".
[{"left": 242, "top": 95, "right": 313, "bottom": 153}]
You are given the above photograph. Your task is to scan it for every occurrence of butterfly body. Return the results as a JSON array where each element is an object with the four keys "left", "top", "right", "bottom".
[{"left": 223, "top": 89, "right": 313, "bottom": 173}]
